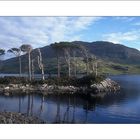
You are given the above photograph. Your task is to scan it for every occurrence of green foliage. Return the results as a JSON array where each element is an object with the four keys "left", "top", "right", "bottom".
[
  {"left": 0, "top": 76, "right": 29, "bottom": 84},
  {"left": 0, "top": 75, "right": 105, "bottom": 87},
  {"left": 76, "top": 74, "right": 105, "bottom": 87},
  {"left": 51, "top": 42, "right": 80, "bottom": 52},
  {"left": 7, "top": 48, "right": 20, "bottom": 54},
  {"left": 46, "top": 77, "right": 77, "bottom": 86},
  {"left": 29, "top": 79, "right": 45, "bottom": 85},
  {"left": 45, "top": 75, "right": 105, "bottom": 87},
  {"left": 20, "top": 44, "right": 32, "bottom": 53},
  {"left": 0, "top": 49, "right": 5, "bottom": 55}
]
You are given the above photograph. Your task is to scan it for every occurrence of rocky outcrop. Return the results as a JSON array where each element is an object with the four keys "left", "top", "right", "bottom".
[
  {"left": 90, "top": 78, "right": 120, "bottom": 92},
  {"left": 0, "top": 112, "right": 44, "bottom": 124}
]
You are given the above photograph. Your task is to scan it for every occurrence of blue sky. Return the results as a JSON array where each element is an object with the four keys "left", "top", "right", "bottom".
[{"left": 1, "top": 16, "right": 140, "bottom": 58}]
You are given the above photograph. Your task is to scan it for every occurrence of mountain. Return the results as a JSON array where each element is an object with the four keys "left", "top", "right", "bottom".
[
  {"left": 34, "top": 41, "right": 140, "bottom": 64},
  {"left": 1, "top": 41, "right": 140, "bottom": 74},
  {"left": 72, "top": 41, "right": 140, "bottom": 64}
]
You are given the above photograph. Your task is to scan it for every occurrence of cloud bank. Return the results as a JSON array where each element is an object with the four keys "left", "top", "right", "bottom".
[
  {"left": 0, "top": 16, "right": 101, "bottom": 51},
  {"left": 103, "top": 30, "right": 140, "bottom": 44}
]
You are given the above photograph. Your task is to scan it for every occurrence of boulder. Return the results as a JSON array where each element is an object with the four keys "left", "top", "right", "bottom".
[
  {"left": 90, "top": 78, "right": 120, "bottom": 93},
  {"left": 4, "top": 87, "right": 10, "bottom": 90}
]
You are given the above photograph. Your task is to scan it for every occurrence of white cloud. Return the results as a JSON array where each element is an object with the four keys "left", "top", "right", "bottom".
[
  {"left": 71, "top": 17, "right": 101, "bottom": 30},
  {"left": 114, "top": 16, "right": 135, "bottom": 22},
  {"left": 0, "top": 16, "right": 101, "bottom": 52},
  {"left": 103, "top": 30, "right": 140, "bottom": 44}
]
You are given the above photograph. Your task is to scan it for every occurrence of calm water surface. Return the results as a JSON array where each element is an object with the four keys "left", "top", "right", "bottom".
[{"left": 0, "top": 75, "right": 140, "bottom": 123}]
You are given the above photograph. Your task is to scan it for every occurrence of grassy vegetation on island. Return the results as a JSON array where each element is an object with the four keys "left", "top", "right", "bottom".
[{"left": 0, "top": 74, "right": 105, "bottom": 87}]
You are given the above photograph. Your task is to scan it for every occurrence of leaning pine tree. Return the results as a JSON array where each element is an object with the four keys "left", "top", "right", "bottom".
[
  {"left": 0, "top": 49, "right": 5, "bottom": 73},
  {"left": 7, "top": 48, "right": 22, "bottom": 77},
  {"left": 51, "top": 43, "right": 62, "bottom": 78},
  {"left": 37, "top": 48, "right": 45, "bottom": 81},
  {"left": 80, "top": 45, "right": 90, "bottom": 75},
  {"left": 20, "top": 44, "right": 33, "bottom": 81}
]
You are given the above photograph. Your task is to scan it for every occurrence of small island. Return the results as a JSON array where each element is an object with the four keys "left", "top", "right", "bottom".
[{"left": 0, "top": 75, "right": 120, "bottom": 96}]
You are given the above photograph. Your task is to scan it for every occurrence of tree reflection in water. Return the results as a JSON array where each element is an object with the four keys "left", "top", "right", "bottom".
[
  {"left": 31, "top": 94, "right": 34, "bottom": 116},
  {"left": 24, "top": 93, "right": 105, "bottom": 123},
  {"left": 27, "top": 94, "right": 31, "bottom": 116},
  {"left": 52, "top": 95, "right": 98, "bottom": 123},
  {"left": 39, "top": 95, "right": 44, "bottom": 117},
  {"left": 62, "top": 95, "right": 70, "bottom": 123},
  {"left": 54, "top": 95, "right": 60, "bottom": 123},
  {"left": 71, "top": 96, "right": 76, "bottom": 123},
  {"left": 18, "top": 96, "right": 21, "bottom": 113},
  {"left": 83, "top": 98, "right": 96, "bottom": 123}
]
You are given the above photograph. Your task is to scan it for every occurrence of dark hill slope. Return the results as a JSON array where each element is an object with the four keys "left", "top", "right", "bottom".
[{"left": 72, "top": 41, "right": 140, "bottom": 64}]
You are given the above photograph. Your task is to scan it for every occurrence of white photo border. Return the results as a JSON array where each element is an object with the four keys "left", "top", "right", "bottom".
[{"left": 0, "top": 1, "right": 140, "bottom": 139}]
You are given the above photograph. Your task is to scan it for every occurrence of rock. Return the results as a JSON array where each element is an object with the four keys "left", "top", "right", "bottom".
[
  {"left": 101, "top": 80, "right": 108, "bottom": 88},
  {"left": 0, "top": 112, "right": 44, "bottom": 124},
  {"left": 21, "top": 86, "right": 26, "bottom": 89},
  {"left": 90, "top": 78, "right": 120, "bottom": 93},
  {"left": 25, "top": 84, "right": 30, "bottom": 87},
  {"left": 9, "top": 84, "right": 18, "bottom": 88},
  {"left": 48, "top": 85, "right": 54, "bottom": 90},
  {"left": 42, "top": 84, "right": 48, "bottom": 88},
  {"left": 4, "top": 92, "right": 10, "bottom": 96},
  {"left": 4, "top": 87, "right": 10, "bottom": 90},
  {"left": 40, "top": 84, "right": 48, "bottom": 90}
]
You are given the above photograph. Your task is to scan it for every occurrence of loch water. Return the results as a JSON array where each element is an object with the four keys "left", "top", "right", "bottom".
[{"left": 0, "top": 75, "right": 140, "bottom": 123}]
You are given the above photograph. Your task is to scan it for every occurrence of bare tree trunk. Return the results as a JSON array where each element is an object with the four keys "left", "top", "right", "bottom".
[
  {"left": 80, "top": 45, "right": 89, "bottom": 76},
  {"left": 31, "top": 59, "right": 34, "bottom": 80},
  {"left": 73, "top": 51, "right": 77, "bottom": 77},
  {"left": 91, "top": 62, "right": 95, "bottom": 74},
  {"left": 86, "top": 58, "right": 89, "bottom": 75},
  {"left": 68, "top": 60, "right": 71, "bottom": 77},
  {"left": 89, "top": 56, "right": 95, "bottom": 74},
  {"left": 19, "top": 56, "right": 22, "bottom": 77},
  {"left": 41, "top": 66, "right": 45, "bottom": 80},
  {"left": 57, "top": 54, "right": 60, "bottom": 78},
  {"left": 64, "top": 49, "right": 71, "bottom": 77},
  {"left": 95, "top": 62, "right": 98, "bottom": 76},
  {"left": 28, "top": 53, "right": 32, "bottom": 81},
  {"left": 38, "top": 49, "right": 45, "bottom": 80}
]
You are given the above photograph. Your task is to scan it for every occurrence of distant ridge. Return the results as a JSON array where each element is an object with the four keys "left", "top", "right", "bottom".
[{"left": 72, "top": 41, "right": 140, "bottom": 64}]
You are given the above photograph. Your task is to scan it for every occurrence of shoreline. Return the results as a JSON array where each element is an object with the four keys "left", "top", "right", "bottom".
[{"left": 0, "top": 78, "right": 120, "bottom": 97}]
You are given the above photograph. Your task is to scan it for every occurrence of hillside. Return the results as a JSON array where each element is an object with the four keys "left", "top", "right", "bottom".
[
  {"left": 1, "top": 41, "right": 140, "bottom": 75},
  {"left": 72, "top": 41, "right": 140, "bottom": 64}
]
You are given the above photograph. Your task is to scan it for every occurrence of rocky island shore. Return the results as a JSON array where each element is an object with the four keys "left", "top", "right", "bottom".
[{"left": 0, "top": 76, "right": 120, "bottom": 97}]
